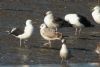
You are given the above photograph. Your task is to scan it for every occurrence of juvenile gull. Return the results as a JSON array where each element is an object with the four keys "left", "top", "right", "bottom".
[
  {"left": 40, "top": 23, "right": 62, "bottom": 47},
  {"left": 60, "top": 39, "right": 68, "bottom": 64},
  {"left": 64, "top": 13, "right": 94, "bottom": 35},
  {"left": 9, "top": 19, "right": 34, "bottom": 47},
  {"left": 44, "top": 11, "right": 72, "bottom": 31},
  {"left": 92, "top": 6, "right": 100, "bottom": 24}
]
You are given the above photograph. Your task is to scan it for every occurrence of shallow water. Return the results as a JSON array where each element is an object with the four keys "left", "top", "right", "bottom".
[
  {"left": 0, "top": 0, "right": 100, "bottom": 65},
  {"left": 0, "top": 63, "right": 100, "bottom": 67}
]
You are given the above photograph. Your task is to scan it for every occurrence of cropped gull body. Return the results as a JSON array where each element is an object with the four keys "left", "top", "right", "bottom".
[
  {"left": 92, "top": 6, "right": 100, "bottom": 24},
  {"left": 95, "top": 42, "right": 100, "bottom": 55},
  {"left": 64, "top": 13, "right": 94, "bottom": 35},
  {"left": 44, "top": 11, "right": 72, "bottom": 31}
]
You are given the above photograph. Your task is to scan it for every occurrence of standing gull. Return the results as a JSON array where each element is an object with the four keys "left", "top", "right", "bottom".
[
  {"left": 64, "top": 14, "right": 94, "bottom": 35},
  {"left": 92, "top": 6, "right": 100, "bottom": 24},
  {"left": 60, "top": 39, "right": 68, "bottom": 64},
  {"left": 44, "top": 11, "right": 72, "bottom": 31},
  {"left": 9, "top": 19, "right": 34, "bottom": 47},
  {"left": 40, "top": 23, "right": 62, "bottom": 47}
]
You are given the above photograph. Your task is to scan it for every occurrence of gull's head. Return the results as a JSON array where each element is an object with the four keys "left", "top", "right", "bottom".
[
  {"left": 61, "top": 38, "right": 66, "bottom": 43},
  {"left": 61, "top": 39, "right": 67, "bottom": 50},
  {"left": 40, "top": 23, "right": 47, "bottom": 29},
  {"left": 93, "top": 6, "right": 100, "bottom": 11},
  {"left": 26, "top": 19, "right": 32, "bottom": 25},
  {"left": 46, "top": 11, "right": 52, "bottom": 15}
]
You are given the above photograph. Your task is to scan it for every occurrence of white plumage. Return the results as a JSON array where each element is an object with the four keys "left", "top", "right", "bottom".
[
  {"left": 65, "top": 14, "right": 84, "bottom": 27},
  {"left": 44, "top": 11, "right": 72, "bottom": 31},
  {"left": 17, "top": 20, "right": 33, "bottom": 39},
  {"left": 60, "top": 39, "right": 68, "bottom": 64},
  {"left": 64, "top": 13, "right": 94, "bottom": 35},
  {"left": 92, "top": 6, "right": 100, "bottom": 24},
  {"left": 44, "top": 11, "right": 57, "bottom": 29},
  {"left": 10, "top": 19, "right": 34, "bottom": 47}
]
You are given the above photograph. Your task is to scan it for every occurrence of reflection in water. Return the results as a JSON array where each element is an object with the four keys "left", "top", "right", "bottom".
[
  {"left": 20, "top": 65, "right": 30, "bottom": 67},
  {"left": 69, "top": 63, "right": 100, "bottom": 67},
  {"left": 0, "top": 63, "right": 100, "bottom": 67},
  {"left": 14, "top": 65, "right": 30, "bottom": 67},
  {"left": 13, "top": 63, "right": 100, "bottom": 67},
  {"left": 21, "top": 54, "right": 28, "bottom": 63},
  {"left": 61, "top": 63, "right": 70, "bottom": 67}
]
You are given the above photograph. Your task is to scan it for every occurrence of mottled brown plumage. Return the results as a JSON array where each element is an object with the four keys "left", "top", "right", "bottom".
[{"left": 40, "top": 23, "right": 62, "bottom": 47}]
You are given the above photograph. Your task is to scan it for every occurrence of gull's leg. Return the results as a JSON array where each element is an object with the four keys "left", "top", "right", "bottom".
[
  {"left": 24, "top": 39, "right": 28, "bottom": 48},
  {"left": 43, "top": 43, "right": 49, "bottom": 46},
  {"left": 78, "top": 28, "right": 82, "bottom": 35},
  {"left": 61, "top": 58, "right": 63, "bottom": 64},
  {"left": 56, "top": 28, "right": 58, "bottom": 32},
  {"left": 20, "top": 39, "right": 22, "bottom": 47},
  {"left": 43, "top": 40, "right": 51, "bottom": 47},
  {"left": 24, "top": 39, "right": 28, "bottom": 45},
  {"left": 66, "top": 60, "right": 69, "bottom": 64},
  {"left": 75, "top": 28, "right": 78, "bottom": 35},
  {"left": 24, "top": 39, "right": 28, "bottom": 44},
  {"left": 43, "top": 41, "right": 50, "bottom": 47},
  {"left": 48, "top": 40, "right": 52, "bottom": 47}
]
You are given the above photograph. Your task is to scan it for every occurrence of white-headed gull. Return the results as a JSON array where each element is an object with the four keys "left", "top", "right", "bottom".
[{"left": 10, "top": 19, "right": 34, "bottom": 47}]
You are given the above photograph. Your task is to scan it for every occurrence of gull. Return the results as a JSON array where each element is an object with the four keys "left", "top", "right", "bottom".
[
  {"left": 92, "top": 6, "right": 100, "bottom": 24},
  {"left": 40, "top": 23, "right": 62, "bottom": 47},
  {"left": 64, "top": 13, "right": 94, "bottom": 35},
  {"left": 44, "top": 11, "right": 72, "bottom": 31},
  {"left": 9, "top": 19, "right": 34, "bottom": 47},
  {"left": 60, "top": 39, "right": 68, "bottom": 64},
  {"left": 95, "top": 42, "right": 100, "bottom": 55}
]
